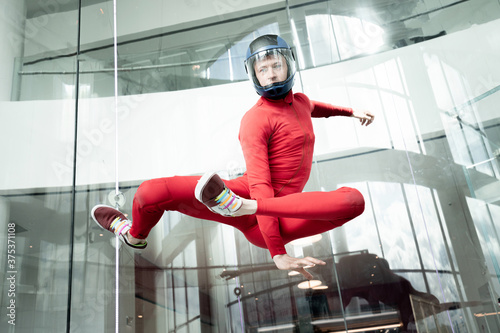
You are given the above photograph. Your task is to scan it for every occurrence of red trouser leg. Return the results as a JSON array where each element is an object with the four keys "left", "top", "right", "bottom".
[
  {"left": 257, "top": 187, "right": 365, "bottom": 245},
  {"left": 128, "top": 175, "right": 256, "bottom": 240},
  {"left": 257, "top": 187, "right": 365, "bottom": 220}
]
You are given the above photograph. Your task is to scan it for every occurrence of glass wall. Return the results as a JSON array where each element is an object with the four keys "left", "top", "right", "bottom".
[{"left": 1, "top": 0, "right": 499, "bottom": 332}]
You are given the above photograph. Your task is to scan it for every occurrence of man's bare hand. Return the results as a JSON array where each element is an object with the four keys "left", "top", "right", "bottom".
[
  {"left": 273, "top": 254, "right": 326, "bottom": 280},
  {"left": 352, "top": 108, "right": 375, "bottom": 126}
]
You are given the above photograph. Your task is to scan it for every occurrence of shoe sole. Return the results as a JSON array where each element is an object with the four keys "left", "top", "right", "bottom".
[{"left": 194, "top": 171, "right": 217, "bottom": 204}]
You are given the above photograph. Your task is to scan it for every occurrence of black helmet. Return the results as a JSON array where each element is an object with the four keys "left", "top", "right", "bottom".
[{"left": 244, "top": 35, "right": 296, "bottom": 99}]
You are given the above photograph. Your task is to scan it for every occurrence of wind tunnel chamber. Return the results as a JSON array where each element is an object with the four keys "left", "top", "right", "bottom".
[{"left": 1, "top": 0, "right": 500, "bottom": 332}]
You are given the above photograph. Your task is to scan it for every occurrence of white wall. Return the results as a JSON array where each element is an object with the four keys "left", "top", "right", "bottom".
[
  {"left": 1, "top": 18, "right": 499, "bottom": 190},
  {"left": 0, "top": 0, "right": 26, "bottom": 101}
]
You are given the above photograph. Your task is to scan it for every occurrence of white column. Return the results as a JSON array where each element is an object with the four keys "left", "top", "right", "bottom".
[{"left": 0, "top": 0, "right": 26, "bottom": 101}]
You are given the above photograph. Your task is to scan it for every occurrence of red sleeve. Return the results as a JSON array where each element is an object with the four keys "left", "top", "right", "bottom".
[
  {"left": 239, "top": 109, "right": 287, "bottom": 257},
  {"left": 310, "top": 100, "right": 353, "bottom": 118}
]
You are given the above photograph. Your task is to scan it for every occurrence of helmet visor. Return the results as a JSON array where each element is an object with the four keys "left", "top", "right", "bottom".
[{"left": 245, "top": 48, "right": 296, "bottom": 89}]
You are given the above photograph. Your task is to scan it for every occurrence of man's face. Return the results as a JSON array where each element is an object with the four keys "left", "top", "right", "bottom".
[{"left": 253, "top": 53, "right": 288, "bottom": 87}]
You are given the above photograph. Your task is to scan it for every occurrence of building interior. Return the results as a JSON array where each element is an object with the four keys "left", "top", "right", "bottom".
[{"left": 1, "top": 0, "right": 500, "bottom": 332}]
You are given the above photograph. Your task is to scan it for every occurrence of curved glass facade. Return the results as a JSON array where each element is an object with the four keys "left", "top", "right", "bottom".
[{"left": 1, "top": 0, "right": 500, "bottom": 332}]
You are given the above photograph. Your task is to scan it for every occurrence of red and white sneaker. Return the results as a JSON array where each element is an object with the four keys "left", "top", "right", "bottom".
[
  {"left": 194, "top": 171, "right": 242, "bottom": 217},
  {"left": 91, "top": 204, "right": 147, "bottom": 250}
]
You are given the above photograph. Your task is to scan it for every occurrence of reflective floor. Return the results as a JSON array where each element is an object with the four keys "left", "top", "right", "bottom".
[{"left": 1, "top": 0, "right": 500, "bottom": 332}]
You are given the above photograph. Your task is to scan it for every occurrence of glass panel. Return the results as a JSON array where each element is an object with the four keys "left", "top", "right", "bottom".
[
  {"left": 403, "top": 12, "right": 500, "bottom": 331},
  {"left": 0, "top": 0, "right": 78, "bottom": 332}
]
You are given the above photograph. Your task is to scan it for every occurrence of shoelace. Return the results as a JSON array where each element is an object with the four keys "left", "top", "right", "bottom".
[
  {"left": 214, "top": 187, "right": 239, "bottom": 210},
  {"left": 109, "top": 216, "right": 131, "bottom": 235}
]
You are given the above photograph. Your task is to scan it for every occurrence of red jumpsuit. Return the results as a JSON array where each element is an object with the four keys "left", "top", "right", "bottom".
[{"left": 129, "top": 91, "right": 365, "bottom": 257}]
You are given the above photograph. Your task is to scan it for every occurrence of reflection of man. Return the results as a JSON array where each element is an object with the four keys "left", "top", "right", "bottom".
[{"left": 335, "top": 253, "right": 440, "bottom": 331}]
